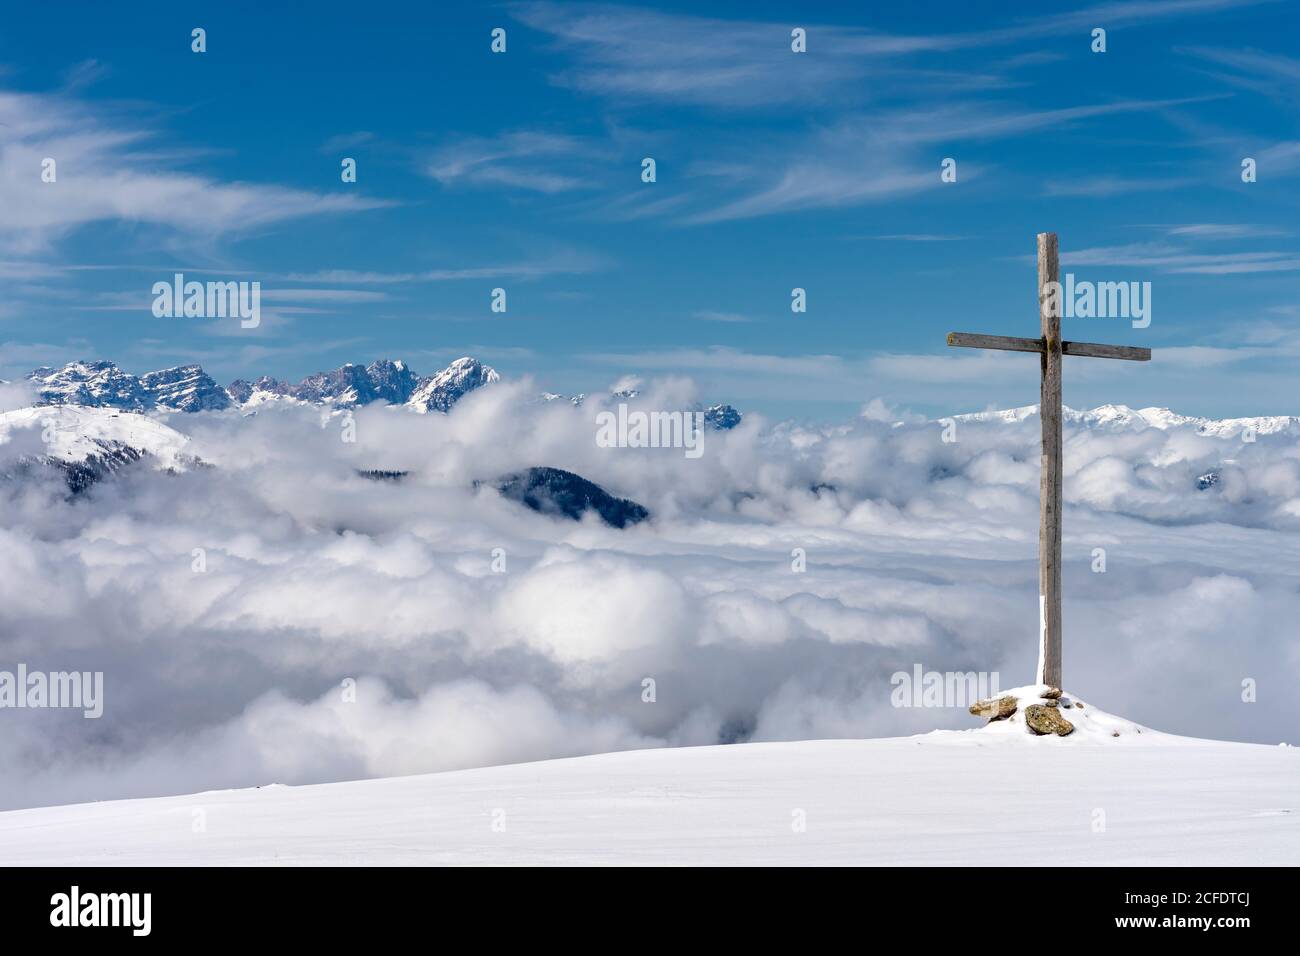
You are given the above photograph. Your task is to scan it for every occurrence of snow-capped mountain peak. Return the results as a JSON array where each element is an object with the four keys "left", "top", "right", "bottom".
[
  {"left": 139, "top": 364, "right": 233, "bottom": 412},
  {"left": 27, "top": 357, "right": 502, "bottom": 415},
  {"left": 27, "top": 360, "right": 149, "bottom": 410},
  {"left": 406, "top": 357, "right": 500, "bottom": 413},
  {"left": 27, "top": 360, "right": 231, "bottom": 413},
  {"left": 226, "top": 357, "right": 496, "bottom": 413},
  {"left": 365, "top": 358, "right": 420, "bottom": 406}
]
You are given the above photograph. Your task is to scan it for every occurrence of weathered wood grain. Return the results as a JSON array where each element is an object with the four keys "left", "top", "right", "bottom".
[
  {"left": 947, "top": 333, "right": 1150, "bottom": 362},
  {"left": 1037, "top": 232, "right": 1063, "bottom": 690},
  {"left": 946, "top": 332, "right": 1044, "bottom": 353},
  {"left": 944, "top": 234, "right": 1154, "bottom": 692},
  {"left": 1062, "top": 340, "right": 1151, "bottom": 361}
]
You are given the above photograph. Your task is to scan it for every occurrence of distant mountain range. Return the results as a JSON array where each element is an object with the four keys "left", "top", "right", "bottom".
[
  {"left": 22, "top": 361, "right": 231, "bottom": 413},
  {"left": 24, "top": 357, "right": 502, "bottom": 415},
  {"left": 21, "top": 358, "right": 745, "bottom": 429},
  {"left": 954, "top": 403, "right": 1300, "bottom": 438}
]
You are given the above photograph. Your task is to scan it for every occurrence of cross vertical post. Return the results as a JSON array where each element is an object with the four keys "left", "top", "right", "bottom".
[
  {"left": 1036, "top": 233, "right": 1062, "bottom": 689},
  {"left": 946, "top": 232, "right": 1151, "bottom": 693}
]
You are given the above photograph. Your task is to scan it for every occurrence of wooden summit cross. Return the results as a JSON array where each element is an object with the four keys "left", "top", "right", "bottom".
[{"left": 947, "top": 233, "right": 1150, "bottom": 689}]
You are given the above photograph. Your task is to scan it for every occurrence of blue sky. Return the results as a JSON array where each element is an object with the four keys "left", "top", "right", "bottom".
[{"left": 1, "top": 0, "right": 1298, "bottom": 420}]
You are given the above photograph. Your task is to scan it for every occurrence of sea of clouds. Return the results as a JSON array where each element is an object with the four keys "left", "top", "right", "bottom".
[{"left": 1, "top": 376, "right": 1298, "bottom": 810}]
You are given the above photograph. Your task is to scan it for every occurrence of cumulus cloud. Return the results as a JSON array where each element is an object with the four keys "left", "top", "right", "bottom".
[{"left": 1, "top": 380, "right": 1298, "bottom": 809}]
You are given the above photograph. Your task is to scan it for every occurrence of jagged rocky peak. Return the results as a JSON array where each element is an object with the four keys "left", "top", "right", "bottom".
[
  {"left": 703, "top": 404, "right": 742, "bottom": 430},
  {"left": 538, "top": 390, "right": 741, "bottom": 426},
  {"left": 365, "top": 359, "right": 420, "bottom": 405},
  {"left": 224, "top": 356, "right": 497, "bottom": 412},
  {"left": 226, "top": 375, "right": 287, "bottom": 404},
  {"left": 139, "top": 364, "right": 232, "bottom": 412},
  {"left": 292, "top": 363, "right": 377, "bottom": 404},
  {"left": 27, "top": 360, "right": 147, "bottom": 410},
  {"left": 27, "top": 360, "right": 229, "bottom": 412},
  {"left": 225, "top": 379, "right": 255, "bottom": 404},
  {"left": 406, "top": 357, "right": 500, "bottom": 413}
]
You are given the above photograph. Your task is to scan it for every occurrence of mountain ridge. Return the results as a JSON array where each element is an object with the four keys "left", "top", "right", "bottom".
[
  {"left": 22, "top": 358, "right": 746, "bottom": 429},
  {"left": 952, "top": 402, "right": 1300, "bottom": 438},
  {"left": 29, "top": 356, "right": 500, "bottom": 415}
]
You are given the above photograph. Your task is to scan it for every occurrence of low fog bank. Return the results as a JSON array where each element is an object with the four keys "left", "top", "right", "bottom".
[{"left": 2, "top": 379, "right": 1297, "bottom": 809}]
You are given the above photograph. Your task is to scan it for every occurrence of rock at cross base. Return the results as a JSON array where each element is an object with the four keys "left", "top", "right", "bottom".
[
  {"left": 969, "top": 695, "right": 1018, "bottom": 721},
  {"left": 1041, "top": 687, "right": 1062, "bottom": 699},
  {"left": 1025, "top": 703, "right": 1075, "bottom": 736}
]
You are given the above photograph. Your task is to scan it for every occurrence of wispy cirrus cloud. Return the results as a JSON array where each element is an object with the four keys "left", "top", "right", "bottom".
[
  {"left": 1160, "top": 223, "right": 1291, "bottom": 239},
  {"left": 853, "top": 234, "right": 970, "bottom": 242},
  {"left": 499, "top": 1, "right": 1250, "bottom": 226},
  {"left": 511, "top": 2, "right": 875, "bottom": 109},
  {"left": 1254, "top": 140, "right": 1300, "bottom": 175},
  {"left": 282, "top": 245, "right": 610, "bottom": 285},
  {"left": 693, "top": 310, "right": 754, "bottom": 324},
  {"left": 1182, "top": 45, "right": 1300, "bottom": 101},
  {"left": 1044, "top": 175, "right": 1196, "bottom": 197},
  {"left": 257, "top": 289, "right": 391, "bottom": 303},
  {"left": 512, "top": 0, "right": 1274, "bottom": 109},
  {"left": 682, "top": 98, "right": 1201, "bottom": 223},
  {"left": 319, "top": 131, "right": 376, "bottom": 153},
  {"left": 0, "top": 87, "right": 393, "bottom": 256},
  {"left": 579, "top": 345, "right": 850, "bottom": 378},
  {"left": 58, "top": 58, "right": 110, "bottom": 92},
  {"left": 1061, "top": 241, "right": 1300, "bottom": 273},
  {"left": 1153, "top": 344, "right": 1266, "bottom": 367},
  {"left": 425, "top": 131, "right": 596, "bottom": 193}
]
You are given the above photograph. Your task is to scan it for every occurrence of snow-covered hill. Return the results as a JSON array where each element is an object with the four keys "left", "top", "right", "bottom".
[
  {"left": 1, "top": 707, "right": 1294, "bottom": 865},
  {"left": 0, "top": 405, "right": 192, "bottom": 469}
]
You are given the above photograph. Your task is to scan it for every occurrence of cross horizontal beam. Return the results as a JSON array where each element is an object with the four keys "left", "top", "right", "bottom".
[{"left": 946, "top": 331, "right": 1151, "bottom": 362}]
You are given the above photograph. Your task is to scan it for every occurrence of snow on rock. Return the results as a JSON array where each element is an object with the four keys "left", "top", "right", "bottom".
[
  {"left": 0, "top": 726, "right": 1295, "bottom": 865},
  {"left": 406, "top": 357, "right": 500, "bottom": 413},
  {"left": 703, "top": 403, "right": 742, "bottom": 430},
  {"left": 27, "top": 357, "right": 496, "bottom": 416},
  {"left": 140, "top": 364, "right": 232, "bottom": 412},
  {"left": 364, "top": 359, "right": 421, "bottom": 405},
  {"left": 27, "top": 360, "right": 230, "bottom": 413},
  {"left": 275, "top": 360, "right": 419, "bottom": 407},
  {"left": 955, "top": 402, "right": 1300, "bottom": 438},
  {"left": 226, "top": 357, "right": 497, "bottom": 413},
  {"left": 0, "top": 405, "right": 193, "bottom": 471},
  {"left": 26, "top": 360, "right": 149, "bottom": 410},
  {"left": 957, "top": 684, "right": 1161, "bottom": 744}
]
